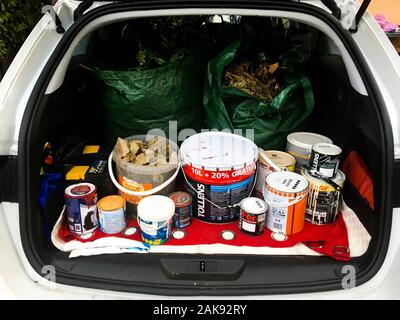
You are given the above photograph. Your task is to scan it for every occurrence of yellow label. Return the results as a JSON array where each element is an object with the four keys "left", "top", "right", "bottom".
[{"left": 83, "top": 145, "right": 100, "bottom": 154}]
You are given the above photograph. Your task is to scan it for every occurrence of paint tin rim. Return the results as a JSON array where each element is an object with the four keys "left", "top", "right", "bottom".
[
  {"left": 265, "top": 171, "right": 308, "bottom": 194},
  {"left": 287, "top": 132, "right": 333, "bottom": 150},
  {"left": 261, "top": 150, "right": 296, "bottom": 168},
  {"left": 221, "top": 230, "right": 236, "bottom": 241},
  {"left": 312, "top": 143, "right": 342, "bottom": 156},
  {"left": 97, "top": 195, "right": 126, "bottom": 212},
  {"left": 64, "top": 183, "right": 96, "bottom": 198},
  {"left": 169, "top": 191, "right": 192, "bottom": 208},
  {"left": 240, "top": 197, "right": 268, "bottom": 215}
]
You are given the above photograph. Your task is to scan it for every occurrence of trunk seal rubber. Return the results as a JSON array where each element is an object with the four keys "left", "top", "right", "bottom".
[{"left": 18, "top": 0, "right": 393, "bottom": 296}]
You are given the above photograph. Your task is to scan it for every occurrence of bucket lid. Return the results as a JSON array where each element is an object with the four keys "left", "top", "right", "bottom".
[
  {"left": 266, "top": 171, "right": 308, "bottom": 193},
  {"left": 240, "top": 197, "right": 268, "bottom": 214},
  {"left": 98, "top": 195, "right": 126, "bottom": 211},
  {"left": 263, "top": 150, "right": 296, "bottom": 168},
  {"left": 312, "top": 143, "right": 342, "bottom": 156},
  {"left": 180, "top": 132, "right": 258, "bottom": 171},
  {"left": 65, "top": 183, "right": 96, "bottom": 198},
  {"left": 302, "top": 169, "right": 346, "bottom": 187},
  {"left": 137, "top": 195, "right": 175, "bottom": 221},
  {"left": 169, "top": 192, "right": 192, "bottom": 208},
  {"left": 287, "top": 132, "right": 333, "bottom": 150}
]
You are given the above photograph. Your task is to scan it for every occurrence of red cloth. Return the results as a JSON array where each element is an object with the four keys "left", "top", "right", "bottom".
[
  {"left": 341, "top": 151, "right": 374, "bottom": 210},
  {"left": 58, "top": 214, "right": 350, "bottom": 261}
]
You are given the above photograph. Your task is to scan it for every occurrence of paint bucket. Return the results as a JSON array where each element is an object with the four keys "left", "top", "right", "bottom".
[
  {"left": 180, "top": 132, "right": 258, "bottom": 223},
  {"left": 97, "top": 195, "right": 126, "bottom": 234},
  {"left": 108, "top": 135, "right": 180, "bottom": 218},
  {"left": 137, "top": 195, "right": 175, "bottom": 245},
  {"left": 169, "top": 191, "right": 193, "bottom": 228},
  {"left": 254, "top": 150, "right": 296, "bottom": 198},
  {"left": 286, "top": 132, "right": 332, "bottom": 171},
  {"left": 263, "top": 171, "right": 308, "bottom": 235},
  {"left": 309, "top": 143, "right": 342, "bottom": 178},
  {"left": 64, "top": 183, "right": 98, "bottom": 235},
  {"left": 239, "top": 197, "right": 268, "bottom": 235},
  {"left": 301, "top": 169, "right": 346, "bottom": 225}
]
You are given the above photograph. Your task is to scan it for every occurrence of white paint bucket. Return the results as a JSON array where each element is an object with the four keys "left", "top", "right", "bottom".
[{"left": 137, "top": 195, "right": 175, "bottom": 245}]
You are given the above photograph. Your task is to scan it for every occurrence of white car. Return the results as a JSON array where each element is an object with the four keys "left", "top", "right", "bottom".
[{"left": 1, "top": 0, "right": 400, "bottom": 300}]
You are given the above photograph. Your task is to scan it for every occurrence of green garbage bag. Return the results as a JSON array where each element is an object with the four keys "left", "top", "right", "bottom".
[
  {"left": 95, "top": 56, "right": 205, "bottom": 147},
  {"left": 204, "top": 41, "right": 314, "bottom": 150}
]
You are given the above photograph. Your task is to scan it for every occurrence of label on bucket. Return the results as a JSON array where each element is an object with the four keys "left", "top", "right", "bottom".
[
  {"left": 184, "top": 175, "right": 254, "bottom": 223},
  {"left": 118, "top": 176, "right": 152, "bottom": 204},
  {"left": 139, "top": 217, "right": 172, "bottom": 245}
]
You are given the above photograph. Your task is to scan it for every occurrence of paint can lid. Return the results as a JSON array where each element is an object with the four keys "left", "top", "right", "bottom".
[
  {"left": 98, "top": 195, "right": 126, "bottom": 211},
  {"left": 265, "top": 171, "right": 308, "bottom": 193},
  {"left": 171, "top": 229, "right": 186, "bottom": 240},
  {"left": 261, "top": 150, "right": 296, "bottom": 168},
  {"left": 271, "top": 232, "right": 288, "bottom": 242},
  {"left": 312, "top": 143, "right": 342, "bottom": 156},
  {"left": 65, "top": 183, "right": 96, "bottom": 198},
  {"left": 302, "top": 168, "right": 346, "bottom": 187},
  {"left": 180, "top": 132, "right": 259, "bottom": 171},
  {"left": 122, "top": 227, "right": 137, "bottom": 236},
  {"left": 169, "top": 192, "right": 192, "bottom": 208},
  {"left": 287, "top": 132, "right": 332, "bottom": 150},
  {"left": 240, "top": 197, "right": 268, "bottom": 215},
  {"left": 137, "top": 195, "right": 175, "bottom": 222},
  {"left": 221, "top": 230, "right": 236, "bottom": 241}
]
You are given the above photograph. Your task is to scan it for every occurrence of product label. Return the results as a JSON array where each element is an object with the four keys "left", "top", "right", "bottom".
[
  {"left": 240, "top": 210, "right": 266, "bottom": 234},
  {"left": 99, "top": 208, "right": 126, "bottom": 234},
  {"left": 185, "top": 175, "right": 254, "bottom": 223},
  {"left": 139, "top": 217, "right": 172, "bottom": 245},
  {"left": 310, "top": 150, "right": 340, "bottom": 178},
  {"left": 265, "top": 193, "right": 288, "bottom": 233},
  {"left": 65, "top": 196, "right": 98, "bottom": 234}
]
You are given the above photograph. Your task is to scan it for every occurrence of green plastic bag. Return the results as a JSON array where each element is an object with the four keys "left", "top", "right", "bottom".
[
  {"left": 95, "top": 56, "right": 205, "bottom": 146},
  {"left": 204, "top": 41, "right": 314, "bottom": 150}
]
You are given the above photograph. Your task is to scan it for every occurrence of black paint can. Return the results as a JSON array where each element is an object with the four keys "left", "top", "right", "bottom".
[{"left": 309, "top": 143, "right": 342, "bottom": 178}]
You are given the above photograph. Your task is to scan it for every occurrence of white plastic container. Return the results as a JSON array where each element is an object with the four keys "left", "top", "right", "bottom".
[
  {"left": 286, "top": 132, "right": 332, "bottom": 170},
  {"left": 137, "top": 195, "right": 175, "bottom": 245}
]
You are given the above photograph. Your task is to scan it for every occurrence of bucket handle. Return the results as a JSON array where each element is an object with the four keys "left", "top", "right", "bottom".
[
  {"left": 108, "top": 151, "right": 182, "bottom": 197},
  {"left": 181, "top": 163, "right": 258, "bottom": 210},
  {"left": 262, "top": 187, "right": 306, "bottom": 208}
]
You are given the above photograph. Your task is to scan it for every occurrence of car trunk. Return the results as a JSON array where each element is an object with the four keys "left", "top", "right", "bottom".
[{"left": 18, "top": 3, "right": 392, "bottom": 296}]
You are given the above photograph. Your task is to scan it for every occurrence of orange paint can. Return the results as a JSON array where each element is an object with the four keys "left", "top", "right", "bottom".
[{"left": 263, "top": 171, "right": 308, "bottom": 236}]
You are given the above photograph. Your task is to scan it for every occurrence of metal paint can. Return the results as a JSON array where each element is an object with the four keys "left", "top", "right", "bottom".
[
  {"left": 255, "top": 150, "right": 296, "bottom": 198},
  {"left": 64, "top": 183, "right": 98, "bottom": 235},
  {"left": 263, "top": 171, "right": 309, "bottom": 235},
  {"left": 239, "top": 197, "right": 268, "bottom": 235},
  {"left": 301, "top": 169, "right": 346, "bottom": 225},
  {"left": 97, "top": 195, "right": 127, "bottom": 234},
  {"left": 169, "top": 191, "right": 193, "bottom": 228},
  {"left": 286, "top": 132, "right": 332, "bottom": 171},
  {"left": 309, "top": 143, "right": 342, "bottom": 178}
]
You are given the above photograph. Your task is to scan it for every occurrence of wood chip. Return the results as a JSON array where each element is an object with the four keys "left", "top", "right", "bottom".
[{"left": 116, "top": 137, "right": 130, "bottom": 157}]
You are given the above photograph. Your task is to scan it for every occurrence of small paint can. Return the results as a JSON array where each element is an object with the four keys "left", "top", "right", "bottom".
[
  {"left": 64, "top": 183, "right": 98, "bottom": 235},
  {"left": 169, "top": 192, "right": 193, "bottom": 228},
  {"left": 137, "top": 195, "right": 175, "bottom": 245},
  {"left": 97, "top": 195, "right": 127, "bottom": 234},
  {"left": 239, "top": 197, "right": 268, "bottom": 235},
  {"left": 286, "top": 132, "right": 332, "bottom": 171},
  {"left": 263, "top": 171, "right": 308, "bottom": 235},
  {"left": 255, "top": 150, "right": 296, "bottom": 197},
  {"left": 309, "top": 143, "right": 342, "bottom": 178},
  {"left": 302, "top": 169, "right": 346, "bottom": 225}
]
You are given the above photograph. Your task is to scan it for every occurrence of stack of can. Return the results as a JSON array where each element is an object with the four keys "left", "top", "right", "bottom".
[{"left": 301, "top": 142, "right": 345, "bottom": 225}]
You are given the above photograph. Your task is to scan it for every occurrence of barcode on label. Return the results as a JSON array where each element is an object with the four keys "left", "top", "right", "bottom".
[{"left": 273, "top": 223, "right": 282, "bottom": 230}]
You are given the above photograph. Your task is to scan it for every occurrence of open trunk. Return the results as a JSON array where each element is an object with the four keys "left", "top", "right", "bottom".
[{"left": 18, "top": 2, "right": 392, "bottom": 296}]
